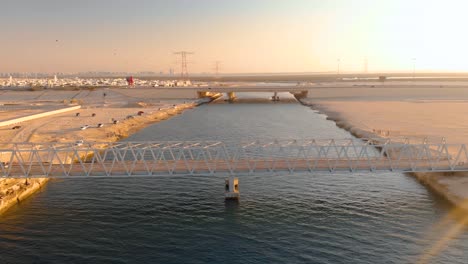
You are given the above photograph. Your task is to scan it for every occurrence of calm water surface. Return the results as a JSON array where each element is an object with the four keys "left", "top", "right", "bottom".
[{"left": 1, "top": 93, "right": 467, "bottom": 263}]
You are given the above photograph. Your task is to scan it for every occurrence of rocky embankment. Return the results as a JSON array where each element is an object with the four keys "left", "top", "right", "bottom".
[{"left": 0, "top": 178, "right": 49, "bottom": 214}]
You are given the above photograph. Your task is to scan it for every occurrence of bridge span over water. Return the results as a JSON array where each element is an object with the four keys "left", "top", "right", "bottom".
[
  {"left": 156, "top": 83, "right": 463, "bottom": 101},
  {"left": 1, "top": 139, "right": 468, "bottom": 178},
  {"left": 173, "top": 84, "right": 312, "bottom": 101}
]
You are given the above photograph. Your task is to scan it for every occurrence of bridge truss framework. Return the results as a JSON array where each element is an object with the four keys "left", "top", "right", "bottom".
[{"left": 1, "top": 139, "right": 468, "bottom": 178}]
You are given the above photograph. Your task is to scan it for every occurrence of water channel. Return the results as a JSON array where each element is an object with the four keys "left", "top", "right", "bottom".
[{"left": 1, "top": 93, "right": 467, "bottom": 263}]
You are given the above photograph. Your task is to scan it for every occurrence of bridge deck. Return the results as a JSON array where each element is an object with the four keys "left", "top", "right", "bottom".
[{"left": 1, "top": 139, "right": 467, "bottom": 178}]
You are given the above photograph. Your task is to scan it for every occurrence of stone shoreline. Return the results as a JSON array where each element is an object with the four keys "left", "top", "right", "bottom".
[{"left": 0, "top": 178, "right": 49, "bottom": 215}]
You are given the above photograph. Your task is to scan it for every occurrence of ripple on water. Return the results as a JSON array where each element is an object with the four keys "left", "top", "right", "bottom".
[{"left": 1, "top": 99, "right": 468, "bottom": 263}]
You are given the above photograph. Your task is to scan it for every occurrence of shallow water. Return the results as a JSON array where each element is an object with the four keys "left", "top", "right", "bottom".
[{"left": 1, "top": 93, "right": 467, "bottom": 263}]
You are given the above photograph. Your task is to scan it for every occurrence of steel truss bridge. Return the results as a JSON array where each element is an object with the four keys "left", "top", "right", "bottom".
[{"left": 1, "top": 139, "right": 468, "bottom": 178}]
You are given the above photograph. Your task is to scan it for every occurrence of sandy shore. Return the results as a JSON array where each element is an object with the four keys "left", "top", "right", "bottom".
[
  {"left": 300, "top": 85, "right": 468, "bottom": 210},
  {"left": 0, "top": 87, "right": 219, "bottom": 216},
  {"left": 302, "top": 100, "right": 468, "bottom": 144}
]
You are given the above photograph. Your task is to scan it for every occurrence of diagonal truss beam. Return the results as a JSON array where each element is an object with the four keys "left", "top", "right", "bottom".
[{"left": 1, "top": 139, "right": 467, "bottom": 178}]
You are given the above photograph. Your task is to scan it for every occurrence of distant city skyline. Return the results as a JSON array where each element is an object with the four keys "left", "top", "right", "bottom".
[{"left": 2, "top": 0, "right": 468, "bottom": 73}]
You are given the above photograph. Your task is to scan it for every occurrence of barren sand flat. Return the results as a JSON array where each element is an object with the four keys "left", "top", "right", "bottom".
[
  {"left": 0, "top": 87, "right": 198, "bottom": 104},
  {"left": 302, "top": 85, "right": 468, "bottom": 209},
  {"left": 112, "top": 88, "right": 198, "bottom": 99},
  {"left": 0, "top": 87, "right": 206, "bottom": 142},
  {"left": 313, "top": 100, "right": 468, "bottom": 144},
  {"left": 27, "top": 104, "right": 195, "bottom": 143},
  {"left": 308, "top": 86, "right": 468, "bottom": 101}
]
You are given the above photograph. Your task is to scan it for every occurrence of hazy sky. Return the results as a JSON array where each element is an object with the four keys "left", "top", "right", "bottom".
[{"left": 2, "top": 0, "right": 468, "bottom": 74}]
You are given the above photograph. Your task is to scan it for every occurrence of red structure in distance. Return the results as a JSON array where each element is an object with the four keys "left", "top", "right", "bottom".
[{"left": 126, "top": 76, "right": 134, "bottom": 86}]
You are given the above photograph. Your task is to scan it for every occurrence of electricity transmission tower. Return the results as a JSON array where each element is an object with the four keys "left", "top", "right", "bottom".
[
  {"left": 213, "top": 61, "right": 222, "bottom": 77},
  {"left": 174, "top": 51, "right": 194, "bottom": 79}
]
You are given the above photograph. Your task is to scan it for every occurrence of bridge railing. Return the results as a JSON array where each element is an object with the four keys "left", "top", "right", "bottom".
[{"left": 1, "top": 139, "right": 468, "bottom": 177}]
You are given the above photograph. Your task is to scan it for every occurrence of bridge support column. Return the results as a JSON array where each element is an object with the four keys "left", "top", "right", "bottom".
[
  {"left": 227, "top": 92, "right": 236, "bottom": 102},
  {"left": 225, "top": 177, "right": 239, "bottom": 200},
  {"left": 197, "top": 91, "right": 209, "bottom": 98},
  {"left": 271, "top": 92, "right": 279, "bottom": 101}
]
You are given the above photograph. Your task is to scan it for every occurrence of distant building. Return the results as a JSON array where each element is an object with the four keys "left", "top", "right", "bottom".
[{"left": 126, "top": 76, "right": 134, "bottom": 86}]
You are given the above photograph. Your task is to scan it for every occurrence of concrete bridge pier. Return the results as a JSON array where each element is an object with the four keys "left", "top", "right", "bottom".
[
  {"left": 271, "top": 92, "right": 280, "bottom": 101},
  {"left": 227, "top": 92, "right": 237, "bottom": 102},
  {"left": 197, "top": 91, "right": 209, "bottom": 98},
  {"left": 225, "top": 177, "right": 239, "bottom": 200}
]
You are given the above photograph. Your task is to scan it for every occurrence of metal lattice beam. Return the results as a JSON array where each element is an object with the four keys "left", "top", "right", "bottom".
[{"left": 1, "top": 139, "right": 467, "bottom": 178}]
